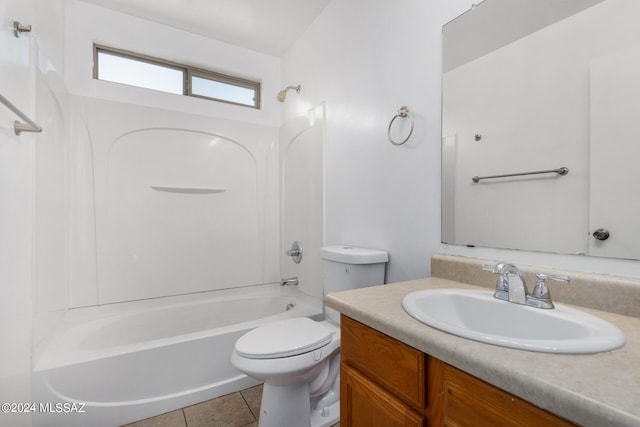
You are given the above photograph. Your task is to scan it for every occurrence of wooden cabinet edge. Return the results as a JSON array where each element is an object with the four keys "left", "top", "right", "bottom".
[{"left": 425, "top": 356, "right": 445, "bottom": 425}]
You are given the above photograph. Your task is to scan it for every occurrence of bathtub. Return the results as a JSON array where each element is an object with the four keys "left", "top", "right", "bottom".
[{"left": 32, "top": 283, "right": 323, "bottom": 427}]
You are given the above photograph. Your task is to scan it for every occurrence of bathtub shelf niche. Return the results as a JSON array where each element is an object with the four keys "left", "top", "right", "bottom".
[{"left": 150, "top": 185, "right": 226, "bottom": 194}]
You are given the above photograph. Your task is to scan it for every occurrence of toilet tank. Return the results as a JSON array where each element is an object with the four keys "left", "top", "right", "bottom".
[{"left": 320, "top": 245, "right": 388, "bottom": 324}]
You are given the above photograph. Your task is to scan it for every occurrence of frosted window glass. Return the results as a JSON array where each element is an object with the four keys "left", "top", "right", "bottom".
[
  {"left": 97, "top": 52, "right": 183, "bottom": 95},
  {"left": 192, "top": 76, "right": 256, "bottom": 106}
]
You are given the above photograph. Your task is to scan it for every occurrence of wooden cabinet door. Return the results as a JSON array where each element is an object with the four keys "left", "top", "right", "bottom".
[
  {"left": 443, "top": 365, "right": 577, "bottom": 427},
  {"left": 341, "top": 315, "right": 426, "bottom": 411},
  {"left": 341, "top": 364, "right": 426, "bottom": 427}
]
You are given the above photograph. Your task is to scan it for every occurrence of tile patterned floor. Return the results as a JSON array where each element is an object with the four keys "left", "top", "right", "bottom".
[{"left": 121, "top": 385, "right": 340, "bottom": 427}]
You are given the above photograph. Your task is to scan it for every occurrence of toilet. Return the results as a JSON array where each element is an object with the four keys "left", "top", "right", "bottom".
[{"left": 231, "top": 245, "right": 388, "bottom": 427}]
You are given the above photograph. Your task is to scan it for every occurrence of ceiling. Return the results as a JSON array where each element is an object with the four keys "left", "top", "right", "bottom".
[{"left": 79, "top": 0, "right": 332, "bottom": 56}]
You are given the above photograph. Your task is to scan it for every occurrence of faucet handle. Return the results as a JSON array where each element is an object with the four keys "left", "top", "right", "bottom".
[
  {"left": 534, "top": 273, "right": 570, "bottom": 292},
  {"left": 536, "top": 273, "right": 570, "bottom": 282},
  {"left": 482, "top": 262, "right": 516, "bottom": 274},
  {"left": 482, "top": 263, "right": 499, "bottom": 273},
  {"left": 530, "top": 273, "right": 570, "bottom": 308}
]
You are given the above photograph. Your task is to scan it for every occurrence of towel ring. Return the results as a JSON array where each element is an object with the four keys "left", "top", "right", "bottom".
[{"left": 387, "top": 105, "right": 414, "bottom": 146}]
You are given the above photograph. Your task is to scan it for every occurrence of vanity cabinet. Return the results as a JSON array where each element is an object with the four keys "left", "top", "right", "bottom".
[
  {"left": 340, "top": 314, "right": 427, "bottom": 426},
  {"left": 340, "top": 315, "right": 577, "bottom": 427}
]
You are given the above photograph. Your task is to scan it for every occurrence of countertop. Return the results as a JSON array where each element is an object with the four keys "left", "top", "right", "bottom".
[{"left": 325, "top": 277, "right": 640, "bottom": 427}]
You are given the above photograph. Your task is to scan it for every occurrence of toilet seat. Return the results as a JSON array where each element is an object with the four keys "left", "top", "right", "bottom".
[{"left": 235, "top": 318, "right": 333, "bottom": 359}]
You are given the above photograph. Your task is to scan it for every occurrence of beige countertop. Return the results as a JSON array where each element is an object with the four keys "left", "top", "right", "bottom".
[{"left": 326, "top": 277, "right": 640, "bottom": 427}]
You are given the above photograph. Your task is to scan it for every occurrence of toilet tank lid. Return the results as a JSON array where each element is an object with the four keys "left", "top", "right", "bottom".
[{"left": 320, "top": 245, "right": 388, "bottom": 264}]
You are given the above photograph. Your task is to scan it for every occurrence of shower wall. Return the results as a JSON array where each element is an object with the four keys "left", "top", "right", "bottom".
[
  {"left": 1, "top": 0, "right": 68, "bottom": 420},
  {"left": 67, "top": 96, "right": 280, "bottom": 307},
  {"left": 0, "top": 3, "right": 37, "bottom": 414},
  {"left": 60, "top": 0, "right": 287, "bottom": 307},
  {"left": 280, "top": 104, "right": 326, "bottom": 300},
  {"left": 33, "top": 57, "right": 70, "bottom": 344}
]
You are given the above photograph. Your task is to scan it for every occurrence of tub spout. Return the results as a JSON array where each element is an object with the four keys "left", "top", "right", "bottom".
[{"left": 281, "top": 277, "right": 299, "bottom": 286}]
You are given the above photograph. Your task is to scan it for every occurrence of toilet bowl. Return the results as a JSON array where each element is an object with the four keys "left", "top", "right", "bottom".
[
  {"left": 231, "top": 245, "right": 388, "bottom": 427},
  {"left": 231, "top": 318, "right": 341, "bottom": 427}
]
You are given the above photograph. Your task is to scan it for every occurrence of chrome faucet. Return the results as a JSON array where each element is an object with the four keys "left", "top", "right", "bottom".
[
  {"left": 280, "top": 276, "right": 299, "bottom": 286},
  {"left": 482, "top": 262, "right": 569, "bottom": 309},
  {"left": 482, "top": 262, "right": 528, "bottom": 304}
]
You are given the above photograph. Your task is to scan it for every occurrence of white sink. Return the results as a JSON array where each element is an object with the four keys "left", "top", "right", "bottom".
[{"left": 402, "top": 289, "right": 625, "bottom": 354}]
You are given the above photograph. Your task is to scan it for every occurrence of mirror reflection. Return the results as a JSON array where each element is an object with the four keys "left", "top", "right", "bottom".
[{"left": 442, "top": 0, "right": 640, "bottom": 260}]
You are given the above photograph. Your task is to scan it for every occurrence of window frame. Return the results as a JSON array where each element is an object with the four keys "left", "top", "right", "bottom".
[{"left": 93, "top": 44, "right": 261, "bottom": 109}]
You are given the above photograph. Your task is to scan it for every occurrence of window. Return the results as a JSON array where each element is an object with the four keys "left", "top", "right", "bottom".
[
  {"left": 96, "top": 49, "right": 184, "bottom": 94},
  {"left": 93, "top": 45, "right": 261, "bottom": 109}
]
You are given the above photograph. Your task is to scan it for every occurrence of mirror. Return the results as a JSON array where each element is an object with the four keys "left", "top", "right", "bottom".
[{"left": 442, "top": 0, "right": 640, "bottom": 260}]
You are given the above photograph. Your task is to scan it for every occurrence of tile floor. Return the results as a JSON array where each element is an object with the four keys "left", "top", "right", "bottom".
[{"left": 121, "top": 384, "right": 340, "bottom": 427}]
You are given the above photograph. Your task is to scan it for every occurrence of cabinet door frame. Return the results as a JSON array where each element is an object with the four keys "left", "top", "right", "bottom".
[
  {"left": 341, "top": 364, "right": 425, "bottom": 427},
  {"left": 341, "top": 315, "right": 426, "bottom": 411}
]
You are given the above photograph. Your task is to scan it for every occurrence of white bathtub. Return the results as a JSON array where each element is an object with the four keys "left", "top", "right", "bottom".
[{"left": 32, "top": 284, "right": 323, "bottom": 427}]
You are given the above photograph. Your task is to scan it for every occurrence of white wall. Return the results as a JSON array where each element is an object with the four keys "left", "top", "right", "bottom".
[
  {"left": 0, "top": 1, "right": 35, "bottom": 423},
  {"left": 1, "top": 0, "right": 68, "bottom": 423},
  {"left": 0, "top": 0, "right": 66, "bottom": 425},
  {"left": 282, "top": 0, "right": 473, "bottom": 284},
  {"left": 282, "top": 0, "right": 640, "bottom": 282}
]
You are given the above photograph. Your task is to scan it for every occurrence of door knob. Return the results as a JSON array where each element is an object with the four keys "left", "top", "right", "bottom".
[{"left": 592, "top": 229, "right": 610, "bottom": 241}]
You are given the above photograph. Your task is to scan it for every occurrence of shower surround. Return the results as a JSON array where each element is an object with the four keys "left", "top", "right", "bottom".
[
  {"left": 32, "top": 93, "right": 326, "bottom": 426},
  {"left": 65, "top": 96, "right": 281, "bottom": 306}
]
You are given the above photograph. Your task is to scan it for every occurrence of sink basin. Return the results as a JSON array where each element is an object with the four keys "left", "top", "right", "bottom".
[{"left": 402, "top": 289, "right": 625, "bottom": 354}]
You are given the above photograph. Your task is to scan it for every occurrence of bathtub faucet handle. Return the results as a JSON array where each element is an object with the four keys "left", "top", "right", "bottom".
[
  {"left": 281, "top": 277, "right": 299, "bottom": 286},
  {"left": 286, "top": 241, "right": 303, "bottom": 264}
]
